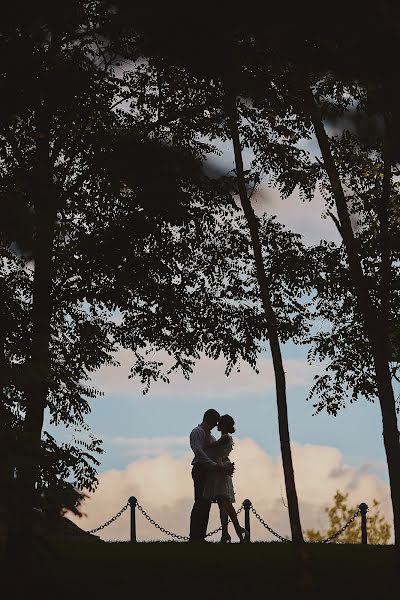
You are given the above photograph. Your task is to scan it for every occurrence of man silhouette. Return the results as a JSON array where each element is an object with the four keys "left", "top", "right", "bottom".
[{"left": 189, "top": 409, "right": 232, "bottom": 542}]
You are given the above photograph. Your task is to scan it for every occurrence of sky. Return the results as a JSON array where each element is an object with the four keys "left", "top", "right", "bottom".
[{"left": 50, "top": 143, "right": 396, "bottom": 543}]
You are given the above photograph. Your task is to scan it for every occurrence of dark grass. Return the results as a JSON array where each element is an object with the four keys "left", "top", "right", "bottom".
[{"left": 15, "top": 540, "right": 399, "bottom": 599}]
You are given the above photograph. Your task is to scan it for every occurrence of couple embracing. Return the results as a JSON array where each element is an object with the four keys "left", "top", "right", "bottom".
[{"left": 189, "top": 409, "right": 247, "bottom": 543}]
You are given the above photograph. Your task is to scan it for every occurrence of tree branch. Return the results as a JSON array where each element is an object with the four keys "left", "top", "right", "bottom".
[{"left": 327, "top": 210, "right": 343, "bottom": 237}]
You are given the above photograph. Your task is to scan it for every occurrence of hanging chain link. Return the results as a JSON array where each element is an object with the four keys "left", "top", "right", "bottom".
[
  {"left": 250, "top": 506, "right": 290, "bottom": 542},
  {"left": 136, "top": 501, "right": 190, "bottom": 540},
  {"left": 136, "top": 501, "right": 244, "bottom": 541},
  {"left": 86, "top": 502, "right": 130, "bottom": 534},
  {"left": 250, "top": 503, "right": 363, "bottom": 544},
  {"left": 319, "top": 509, "right": 361, "bottom": 543}
]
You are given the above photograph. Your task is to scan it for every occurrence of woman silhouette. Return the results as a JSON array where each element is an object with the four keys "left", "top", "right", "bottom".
[{"left": 203, "top": 414, "right": 247, "bottom": 543}]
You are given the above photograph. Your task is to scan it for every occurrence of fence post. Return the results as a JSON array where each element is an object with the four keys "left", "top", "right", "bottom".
[
  {"left": 129, "top": 496, "right": 137, "bottom": 543},
  {"left": 358, "top": 502, "right": 368, "bottom": 545},
  {"left": 243, "top": 499, "right": 251, "bottom": 543}
]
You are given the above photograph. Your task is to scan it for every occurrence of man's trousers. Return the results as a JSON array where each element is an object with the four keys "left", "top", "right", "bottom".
[{"left": 189, "top": 464, "right": 212, "bottom": 541}]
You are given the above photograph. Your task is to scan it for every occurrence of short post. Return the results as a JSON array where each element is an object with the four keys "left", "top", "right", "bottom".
[
  {"left": 129, "top": 496, "right": 137, "bottom": 543},
  {"left": 243, "top": 499, "right": 251, "bottom": 543},
  {"left": 358, "top": 502, "right": 368, "bottom": 545}
]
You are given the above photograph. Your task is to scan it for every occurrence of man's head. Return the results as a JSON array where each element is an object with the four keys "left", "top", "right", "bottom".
[{"left": 202, "top": 408, "right": 220, "bottom": 430}]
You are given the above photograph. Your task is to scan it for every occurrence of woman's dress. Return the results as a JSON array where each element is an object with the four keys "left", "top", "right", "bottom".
[{"left": 203, "top": 435, "right": 235, "bottom": 503}]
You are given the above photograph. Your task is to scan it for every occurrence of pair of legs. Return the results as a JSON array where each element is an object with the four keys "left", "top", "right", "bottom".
[
  {"left": 217, "top": 497, "right": 246, "bottom": 542},
  {"left": 189, "top": 464, "right": 246, "bottom": 542},
  {"left": 189, "top": 464, "right": 211, "bottom": 541}
]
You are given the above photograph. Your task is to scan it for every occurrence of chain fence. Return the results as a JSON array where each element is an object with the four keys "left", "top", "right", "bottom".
[
  {"left": 251, "top": 505, "right": 363, "bottom": 543},
  {"left": 85, "top": 499, "right": 365, "bottom": 543},
  {"left": 86, "top": 502, "right": 129, "bottom": 534},
  {"left": 135, "top": 501, "right": 243, "bottom": 541},
  {"left": 136, "top": 501, "right": 189, "bottom": 541},
  {"left": 85, "top": 500, "right": 244, "bottom": 540},
  {"left": 250, "top": 505, "right": 290, "bottom": 542}
]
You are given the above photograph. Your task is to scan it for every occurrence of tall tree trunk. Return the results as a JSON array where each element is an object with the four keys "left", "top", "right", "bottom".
[
  {"left": 5, "top": 115, "right": 56, "bottom": 577},
  {"left": 226, "top": 90, "right": 304, "bottom": 543},
  {"left": 305, "top": 82, "right": 400, "bottom": 546},
  {"left": 0, "top": 333, "right": 12, "bottom": 515},
  {"left": 379, "top": 118, "right": 392, "bottom": 348}
]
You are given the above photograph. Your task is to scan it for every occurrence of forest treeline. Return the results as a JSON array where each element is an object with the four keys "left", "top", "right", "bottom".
[{"left": 2, "top": 0, "right": 400, "bottom": 577}]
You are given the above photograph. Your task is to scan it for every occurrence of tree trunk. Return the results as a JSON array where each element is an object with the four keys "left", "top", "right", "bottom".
[
  {"left": 0, "top": 334, "right": 13, "bottom": 513},
  {"left": 305, "top": 82, "right": 400, "bottom": 546},
  {"left": 226, "top": 90, "right": 304, "bottom": 543},
  {"left": 379, "top": 118, "right": 392, "bottom": 350},
  {"left": 5, "top": 117, "right": 56, "bottom": 578}
]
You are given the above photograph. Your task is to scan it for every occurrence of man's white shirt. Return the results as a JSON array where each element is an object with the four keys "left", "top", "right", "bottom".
[{"left": 190, "top": 424, "right": 217, "bottom": 467}]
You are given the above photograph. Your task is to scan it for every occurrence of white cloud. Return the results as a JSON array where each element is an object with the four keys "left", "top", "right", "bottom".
[
  {"left": 69, "top": 439, "right": 392, "bottom": 543},
  {"left": 91, "top": 350, "right": 316, "bottom": 399}
]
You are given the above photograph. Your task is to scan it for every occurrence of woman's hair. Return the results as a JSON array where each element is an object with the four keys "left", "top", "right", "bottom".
[{"left": 218, "top": 414, "right": 235, "bottom": 434}]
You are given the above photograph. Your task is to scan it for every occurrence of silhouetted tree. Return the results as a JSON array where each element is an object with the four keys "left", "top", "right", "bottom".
[
  {"left": 0, "top": 239, "right": 109, "bottom": 570},
  {"left": 0, "top": 1, "right": 136, "bottom": 576},
  {"left": 297, "top": 72, "right": 400, "bottom": 546}
]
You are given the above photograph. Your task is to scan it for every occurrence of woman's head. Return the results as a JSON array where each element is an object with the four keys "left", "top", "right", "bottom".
[{"left": 217, "top": 414, "right": 235, "bottom": 434}]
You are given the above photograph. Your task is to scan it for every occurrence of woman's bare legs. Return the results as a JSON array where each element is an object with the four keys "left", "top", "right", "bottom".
[
  {"left": 218, "top": 498, "right": 246, "bottom": 542},
  {"left": 218, "top": 503, "right": 230, "bottom": 542}
]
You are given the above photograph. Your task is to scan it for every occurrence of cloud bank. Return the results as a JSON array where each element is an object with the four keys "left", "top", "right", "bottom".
[{"left": 69, "top": 438, "right": 392, "bottom": 542}]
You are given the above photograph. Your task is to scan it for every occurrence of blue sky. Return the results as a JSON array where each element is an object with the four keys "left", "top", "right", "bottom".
[{"left": 78, "top": 338, "right": 387, "bottom": 479}]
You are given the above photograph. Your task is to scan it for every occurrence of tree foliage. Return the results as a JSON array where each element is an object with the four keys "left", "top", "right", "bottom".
[
  {"left": 303, "top": 89, "right": 400, "bottom": 415},
  {"left": 0, "top": 2, "right": 318, "bottom": 527},
  {"left": 306, "top": 490, "right": 391, "bottom": 545}
]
